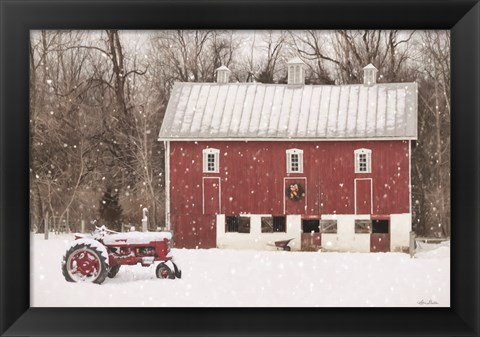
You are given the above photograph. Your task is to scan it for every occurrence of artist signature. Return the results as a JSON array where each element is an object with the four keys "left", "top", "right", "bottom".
[{"left": 417, "top": 299, "right": 439, "bottom": 305}]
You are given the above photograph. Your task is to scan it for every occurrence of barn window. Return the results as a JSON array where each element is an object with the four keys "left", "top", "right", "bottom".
[
  {"left": 226, "top": 216, "right": 250, "bottom": 233},
  {"left": 286, "top": 148, "right": 304, "bottom": 173},
  {"left": 355, "top": 219, "right": 372, "bottom": 233},
  {"left": 320, "top": 220, "right": 337, "bottom": 233},
  {"left": 203, "top": 148, "right": 220, "bottom": 173},
  {"left": 354, "top": 148, "right": 372, "bottom": 173},
  {"left": 261, "top": 216, "right": 286, "bottom": 233}
]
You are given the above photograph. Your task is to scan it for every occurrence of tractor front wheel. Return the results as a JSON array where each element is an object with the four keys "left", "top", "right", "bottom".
[
  {"left": 172, "top": 262, "right": 182, "bottom": 279},
  {"left": 62, "top": 242, "right": 108, "bottom": 284},
  {"left": 108, "top": 265, "right": 121, "bottom": 278},
  {"left": 156, "top": 262, "right": 175, "bottom": 279}
]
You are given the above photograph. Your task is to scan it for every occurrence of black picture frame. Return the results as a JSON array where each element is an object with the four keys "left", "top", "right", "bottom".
[{"left": 1, "top": 0, "right": 479, "bottom": 336}]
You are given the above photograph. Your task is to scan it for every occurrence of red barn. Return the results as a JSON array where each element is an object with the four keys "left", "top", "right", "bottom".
[{"left": 158, "top": 59, "right": 417, "bottom": 252}]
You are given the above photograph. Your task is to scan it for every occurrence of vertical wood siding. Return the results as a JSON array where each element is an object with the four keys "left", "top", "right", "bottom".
[{"left": 169, "top": 140, "right": 410, "bottom": 247}]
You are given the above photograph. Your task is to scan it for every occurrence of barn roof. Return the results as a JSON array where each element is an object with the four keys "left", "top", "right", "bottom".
[
  {"left": 158, "top": 82, "right": 417, "bottom": 140},
  {"left": 286, "top": 57, "right": 305, "bottom": 65}
]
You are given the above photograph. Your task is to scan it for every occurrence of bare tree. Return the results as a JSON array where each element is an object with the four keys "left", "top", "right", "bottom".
[
  {"left": 30, "top": 30, "right": 94, "bottom": 232},
  {"left": 290, "top": 30, "right": 415, "bottom": 84},
  {"left": 255, "top": 31, "right": 288, "bottom": 83},
  {"left": 288, "top": 30, "right": 335, "bottom": 84},
  {"left": 149, "top": 30, "right": 214, "bottom": 83},
  {"left": 29, "top": 30, "right": 450, "bottom": 237},
  {"left": 412, "top": 31, "right": 450, "bottom": 237}
]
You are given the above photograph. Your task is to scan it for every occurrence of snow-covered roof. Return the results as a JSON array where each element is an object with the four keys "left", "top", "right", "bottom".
[
  {"left": 363, "top": 63, "right": 378, "bottom": 70},
  {"left": 215, "top": 65, "right": 231, "bottom": 72},
  {"left": 287, "top": 57, "right": 305, "bottom": 65},
  {"left": 158, "top": 82, "right": 417, "bottom": 140},
  {"left": 103, "top": 231, "right": 172, "bottom": 245}
]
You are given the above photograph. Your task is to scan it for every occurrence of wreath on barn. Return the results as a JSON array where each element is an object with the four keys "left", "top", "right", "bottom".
[{"left": 285, "top": 183, "right": 305, "bottom": 201}]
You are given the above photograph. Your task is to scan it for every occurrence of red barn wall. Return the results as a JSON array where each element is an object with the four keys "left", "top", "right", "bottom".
[{"left": 169, "top": 140, "right": 410, "bottom": 216}]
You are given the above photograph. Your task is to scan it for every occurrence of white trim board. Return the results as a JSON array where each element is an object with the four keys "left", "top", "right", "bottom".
[
  {"left": 283, "top": 177, "right": 307, "bottom": 214},
  {"left": 408, "top": 140, "right": 412, "bottom": 214},
  {"left": 354, "top": 178, "right": 373, "bottom": 215},
  {"left": 165, "top": 141, "right": 171, "bottom": 230},
  {"left": 159, "top": 137, "right": 417, "bottom": 142}
]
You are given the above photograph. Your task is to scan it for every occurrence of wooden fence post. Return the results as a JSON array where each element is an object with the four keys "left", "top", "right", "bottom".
[
  {"left": 142, "top": 208, "right": 148, "bottom": 232},
  {"left": 409, "top": 231, "right": 416, "bottom": 258}
]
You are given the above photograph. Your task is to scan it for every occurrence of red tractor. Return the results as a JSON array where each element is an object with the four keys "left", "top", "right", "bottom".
[{"left": 62, "top": 226, "right": 181, "bottom": 284}]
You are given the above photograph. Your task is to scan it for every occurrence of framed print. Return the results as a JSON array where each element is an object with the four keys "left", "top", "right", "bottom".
[{"left": 1, "top": 0, "right": 479, "bottom": 336}]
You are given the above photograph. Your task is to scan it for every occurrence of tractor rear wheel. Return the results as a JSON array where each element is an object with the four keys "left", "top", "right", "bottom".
[
  {"left": 62, "top": 242, "right": 108, "bottom": 284},
  {"left": 156, "top": 262, "right": 175, "bottom": 279}
]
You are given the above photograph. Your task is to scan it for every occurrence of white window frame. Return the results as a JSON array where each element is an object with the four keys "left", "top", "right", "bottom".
[
  {"left": 203, "top": 148, "right": 220, "bottom": 173},
  {"left": 286, "top": 148, "right": 304, "bottom": 173},
  {"left": 354, "top": 148, "right": 372, "bottom": 173}
]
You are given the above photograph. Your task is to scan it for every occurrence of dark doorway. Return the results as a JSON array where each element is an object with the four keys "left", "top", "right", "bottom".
[
  {"left": 371, "top": 219, "right": 390, "bottom": 252},
  {"left": 302, "top": 220, "right": 319, "bottom": 233},
  {"left": 301, "top": 219, "right": 321, "bottom": 251},
  {"left": 372, "top": 219, "right": 389, "bottom": 233}
]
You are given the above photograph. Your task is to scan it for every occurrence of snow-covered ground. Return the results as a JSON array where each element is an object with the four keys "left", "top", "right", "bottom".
[{"left": 31, "top": 233, "right": 449, "bottom": 307}]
